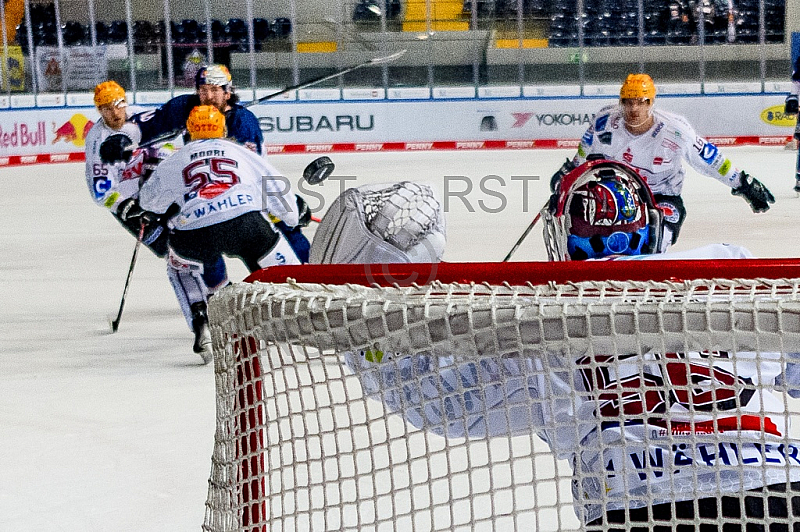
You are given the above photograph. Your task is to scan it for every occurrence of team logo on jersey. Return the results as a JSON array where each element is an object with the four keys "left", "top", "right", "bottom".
[
  {"left": 93, "top": 177, "right": 111, "bottom": 199},
  {"left": 657, "top": 201, "right": 680, "bottom": 223},
  {"left": 653, "top": 157, "right": 663, "bottom": 165},
  {"left": 52, "top": 114, "right": 93, "bottom": 147},
  {"left": 622, "top": 148, "right": 633, "bottom": 163},
  {"left": 595, "top": 114, "right": 609, "bottom": 131},
  {"left": 576, "top": 352, "right": 768, "bottom": 434},
  {"left": 661, "top": 138, "right": 679, "bottom": 152},
  {"left": 198, "top": 183, "right": 233, "bottom": 199},
  {"left": 698, "top": 141, "right": 718, "bottom": 163}
]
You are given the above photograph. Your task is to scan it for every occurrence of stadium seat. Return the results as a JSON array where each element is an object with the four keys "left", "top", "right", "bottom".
[
  {"left": 133, "top": 20, "right": 157, "bottom": 52},
  {"left": 108, "top": 20, "right": 128, "bottom": 44},
  {"left": 204, "top": 19, "right": 226, "bottom": 43},
  {"left": 226, "top": 18, "right": 249, "bottom": 50},
  {"left": 272, "top": 17, "right": 292, "bottom": 38},
  {"left": 252, "top": 17, "right": 273, "bottom": 43},
  {"left": 92, "top": 21, "right": 110, "bottom": 44},
  {"left": 62, "top": 21, "right": 86, "bottom": 46},
  {"left": 177, "top": 19, "right": 201, "bottom": 43}
]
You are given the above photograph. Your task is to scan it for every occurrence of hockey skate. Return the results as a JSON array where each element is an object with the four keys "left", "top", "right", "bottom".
[{"left": 191, "top": 301, "right": 213, "bottom": 364}]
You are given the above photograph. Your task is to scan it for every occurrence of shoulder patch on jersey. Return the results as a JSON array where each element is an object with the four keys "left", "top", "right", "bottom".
[
  {"left": 595, "top": 114, "right": 609, "bottom": 132},
  {"left": 697, "top": 140, "right": 719, "bottom": 163}
]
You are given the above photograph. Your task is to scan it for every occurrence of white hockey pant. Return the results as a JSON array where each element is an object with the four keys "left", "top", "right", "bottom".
[
  {"left": 257, "top": 231, "right": 302, "bottom": 269},
  {"left": 166, "top": 261, "right": 209, "bottom": 330}
]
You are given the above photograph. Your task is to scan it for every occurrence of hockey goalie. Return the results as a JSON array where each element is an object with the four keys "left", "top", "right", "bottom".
[{"left": 324, "top": 164, "right": 800, "bottom": 531}]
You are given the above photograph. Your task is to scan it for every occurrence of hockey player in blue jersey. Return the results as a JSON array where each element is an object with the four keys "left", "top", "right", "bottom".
[
  {"left": 784, "top": 54, "right": 800, "bottom": 192},
  {"left": 99, "top": 64, "right": 311, "bottom": 261}
]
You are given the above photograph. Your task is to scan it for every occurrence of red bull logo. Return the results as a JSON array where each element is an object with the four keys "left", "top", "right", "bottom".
[
  {"left": 0, "top": 122, "right": 46, "bottom": 148},
  {"left": 52, "top": 114, "right": 94, "bottom": 147}
]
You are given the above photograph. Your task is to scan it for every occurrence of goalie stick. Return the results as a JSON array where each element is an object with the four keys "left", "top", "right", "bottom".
[
  {"left": 109, "top": 222, "right": 145, "bottom": 333},
  {"left": 795, "top": 132, "right": 800, "bottom": 196},
  {"left": 502, "top": 204, "right": 546, "bottom": 262},
  {"left": 136, "top": 50, "right": 407, "bottom": 149}
]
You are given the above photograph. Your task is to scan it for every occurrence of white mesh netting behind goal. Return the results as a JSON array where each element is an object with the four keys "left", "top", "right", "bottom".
[{"left": 202, "top": 260, "right": 800, "bottom": 532}]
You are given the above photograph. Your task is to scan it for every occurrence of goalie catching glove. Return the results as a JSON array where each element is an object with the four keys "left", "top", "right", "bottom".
[{"left": 731, "top": 171, "right": 775, "bottom": 213}]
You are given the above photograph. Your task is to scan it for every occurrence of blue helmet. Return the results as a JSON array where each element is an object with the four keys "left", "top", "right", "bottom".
[{"left": 544, "top": 160, "right": 663, "bottom": 261}]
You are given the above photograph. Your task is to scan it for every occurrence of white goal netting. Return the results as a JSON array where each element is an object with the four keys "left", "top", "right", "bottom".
[{"left": 202, "top": 261, "right": 800, "bottom": 532}]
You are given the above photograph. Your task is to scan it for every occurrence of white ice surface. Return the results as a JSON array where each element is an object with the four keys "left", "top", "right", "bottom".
[{"left": 1, "top": 146, "right": 799, "bottom": 531}]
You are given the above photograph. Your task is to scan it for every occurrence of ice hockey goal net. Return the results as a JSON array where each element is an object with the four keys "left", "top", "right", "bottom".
[{"left": 202, "top": 259, "right": 800, "bottom": 532}]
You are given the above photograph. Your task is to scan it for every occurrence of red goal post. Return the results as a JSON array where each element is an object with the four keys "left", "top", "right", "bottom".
[{"left": 203, "top": 259, "right": 800, "bottom": 532}]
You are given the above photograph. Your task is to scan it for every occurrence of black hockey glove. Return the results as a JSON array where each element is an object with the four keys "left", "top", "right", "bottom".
[
  {"left": 100, "top": 133, "right": 135, "bottom": 164},
  {"left": 116, "top": 198, "right": 145, "bottom": 223},
  {"left": 117, "top": 198, "right": 165, "bottom": 226},
  {"left": 296, "top": 195, "right": 312, "bottom": 227},
  {"left": 731, "top": 171, "right": 775, "bottom": 213},
  {"left": 785, "top": 95, "right": 799, "bottom": 116},
  {"left": 549, "top": 157, "right": 576, "bottom": 192}
]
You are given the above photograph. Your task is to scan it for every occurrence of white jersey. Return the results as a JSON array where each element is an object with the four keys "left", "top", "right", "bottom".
[
  {"left": 139, "top": 138, "right": 298, "bottom": 231},
  {"left": 84, "top": 110, "right": 144, "bottom": 211},
  {"left": 344, "top": 244, "right": 800, "bottom": 524},
  {"left": 574, "top": 106, "right": 742, "bottom": 196}
]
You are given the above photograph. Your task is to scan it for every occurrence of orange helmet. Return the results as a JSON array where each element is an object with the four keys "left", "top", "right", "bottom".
[
  {"left": 94, "top": 80, "right": 127, "bottom": 108},
  {"left": 186, "top": 105, "right": 226, "bottom": 140},
  {"left": 619, "top": 74, "right": 656, "bottom": 102}
]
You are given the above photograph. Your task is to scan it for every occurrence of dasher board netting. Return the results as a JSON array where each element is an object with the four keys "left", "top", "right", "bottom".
[{"left": 202, "top": 269, "right": 800, "bottom": 532}]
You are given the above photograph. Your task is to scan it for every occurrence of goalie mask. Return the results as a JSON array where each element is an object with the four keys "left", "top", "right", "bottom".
[{"left": 543, "top": 159, "right": 663, "bottom": 261}]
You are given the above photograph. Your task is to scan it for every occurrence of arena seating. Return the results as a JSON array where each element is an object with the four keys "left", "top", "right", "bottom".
[{"left": 8, "top": 0, "right": 786, "bottom": 53}]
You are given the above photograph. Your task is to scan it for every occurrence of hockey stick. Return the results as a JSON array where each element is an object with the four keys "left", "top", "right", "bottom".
[
  {"left": 502, "top": 202, "right": 548, "bottom": 262},
  {"left": 795, "top": 128, "right": 800, "bottom": 197},
  {"left": 109, "top": 221, "right": 145, "bottom": 333},
  {"left": 258, "top": 49, "right": 406, "bottom": 102},
  {"left": 135, "top": 50, "right": 407, "bottom": 150}
]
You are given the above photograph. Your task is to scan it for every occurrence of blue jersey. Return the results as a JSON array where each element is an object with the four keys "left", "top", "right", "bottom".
[{"left": 131, "top": 94, "right": 264, "bottom": 154}]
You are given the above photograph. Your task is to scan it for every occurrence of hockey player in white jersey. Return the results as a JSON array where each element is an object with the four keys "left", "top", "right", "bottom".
[
  {"left": 550, "top": 73, "right": 775, "bottom": 251},
  {"left": 784, "top": 55, "right": 800, "bottom": 189},
  {"left": 84, "top": 81, "right": 215, "bottom": 363},
  {"left": 139, "top": 105, "right": 304, "bottom": 351},
  {"left": 336, "top": 161, "right": 800, "bottom": 530}
]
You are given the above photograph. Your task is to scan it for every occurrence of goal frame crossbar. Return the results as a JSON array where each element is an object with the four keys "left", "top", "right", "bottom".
[{"left": 245, "top": 258, "right": 800, "bottom": 287}]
